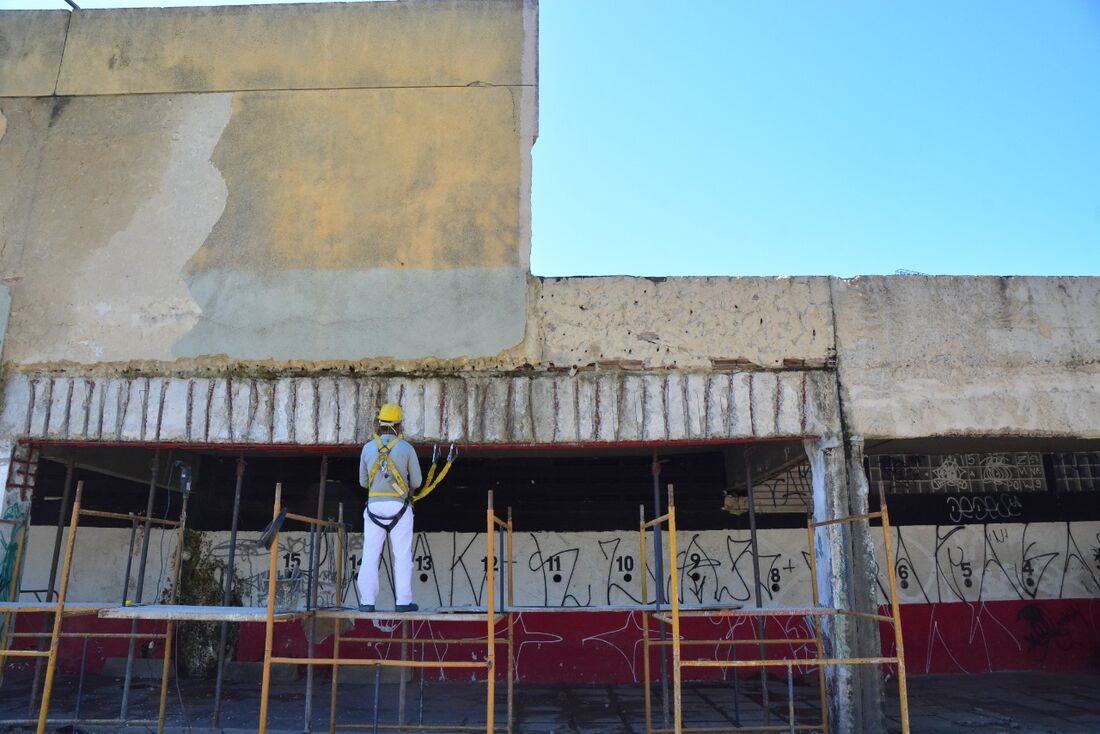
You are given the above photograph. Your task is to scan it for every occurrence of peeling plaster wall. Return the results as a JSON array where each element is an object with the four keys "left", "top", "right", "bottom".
[
  {"left": 833, "top": 277, "right": 1100, "bottom": 439},
  {"left": 3, "top": 94, "right": 231, "bottom": 364},
  {"left": 0, "top": 2, "right": 537, "bottom": 366},
  {"left": 536, "top": 276, "right": 834, "bottom": 369}
]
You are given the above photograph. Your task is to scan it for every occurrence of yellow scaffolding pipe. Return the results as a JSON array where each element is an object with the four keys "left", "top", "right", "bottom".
[{"left": 34, "top": 480, "right": 82, "bottom": 734}]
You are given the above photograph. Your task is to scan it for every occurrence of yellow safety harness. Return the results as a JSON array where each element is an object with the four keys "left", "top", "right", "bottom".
[
  {"left": 365, "top": 434, "right": 457, "bottom": 532},
  {"left": 366, "top": 434, "right": 412, "bottom": 500}
]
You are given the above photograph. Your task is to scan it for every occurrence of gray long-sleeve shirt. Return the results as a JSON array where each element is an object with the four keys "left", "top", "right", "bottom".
[{"left": 359, "top": 434, "right": 422, "bottom": 506}]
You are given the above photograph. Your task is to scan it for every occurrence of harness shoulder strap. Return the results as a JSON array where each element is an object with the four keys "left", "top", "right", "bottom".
[{"left": 366, "top": 433, "right": 411, "bottom": 499}]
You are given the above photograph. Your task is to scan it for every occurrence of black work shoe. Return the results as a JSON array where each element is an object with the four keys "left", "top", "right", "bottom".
[
  {"left": 358, "top": 604, "right": 375, "bottom": 613},
  {"left": 395, "top": 603, "right": 419, "bottom": 613}
]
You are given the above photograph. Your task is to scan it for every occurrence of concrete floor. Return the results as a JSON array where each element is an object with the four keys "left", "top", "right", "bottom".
[{"left": 0, "top": 671, "right": 1096, "bottom": 733}]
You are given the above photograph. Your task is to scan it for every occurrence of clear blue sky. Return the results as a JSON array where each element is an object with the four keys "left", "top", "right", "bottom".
[{"left": 6, "top": 0, "right": 1100, "bottom": 277}]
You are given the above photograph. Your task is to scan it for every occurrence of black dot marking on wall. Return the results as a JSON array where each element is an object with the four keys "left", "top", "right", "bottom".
[
  {"left": 691, "top": 572, "right": 700, "bottom": 581},
  {"left": 771, "top": 584, "right": 780, "bottom": 592},
  {"left": 552, "top": 573, "right": 562, "bottom": 583},
  {"left": 623, "top": 573, "right": 632, "bottom": 583},
  {"left": 900, "top": 581, "right": 909, "bottom": 589},
  {"left": 965, "top": 579, "right": 974, "bottom": 588},
  {"left": 419, "top": 574, "right": 428, "bottom": 583}
]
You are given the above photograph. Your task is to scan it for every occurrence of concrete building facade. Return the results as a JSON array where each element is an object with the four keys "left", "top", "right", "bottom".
[{"left": 0, "top": 3, "right": 1098, "bottom": 732}]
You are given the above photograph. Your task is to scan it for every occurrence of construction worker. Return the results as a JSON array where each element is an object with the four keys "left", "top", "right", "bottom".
[{"left": 357, "top": 403, "right": 422, "bottom": 613}]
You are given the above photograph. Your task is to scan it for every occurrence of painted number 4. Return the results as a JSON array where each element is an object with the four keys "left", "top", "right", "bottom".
[{"left": 1022, "top": 559, "right": 1036, "bottom": 589}]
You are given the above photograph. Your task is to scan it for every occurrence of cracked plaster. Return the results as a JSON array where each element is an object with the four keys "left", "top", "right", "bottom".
[
  {"left": 536, "top": 276, "right": 833, "bottom": 369},
  {"left": 833, "top": 276, "right": 1100, "bottom": 438}
]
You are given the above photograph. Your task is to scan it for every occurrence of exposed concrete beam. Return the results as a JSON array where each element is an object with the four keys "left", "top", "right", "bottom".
[{"left": 2, "top": 370, "right": 837, "bottom": 449}]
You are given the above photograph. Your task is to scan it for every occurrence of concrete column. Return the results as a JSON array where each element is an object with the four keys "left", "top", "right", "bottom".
[
  {"left": 0, "top": 284, "right": 14, "bottom": 521},
  {"left": 0, "top": 441, "right": 28, "bottom": 603},
  {"left": 846, "top": 437, "right": 886, "bottom": 734},
  {"left": 0, "top": 284, "right": 23, "bottom": 535},
  {"left": 804, "top": 437, "right": 857, "bottom": 732},
  {"left": 0, "top": 442, "right": 22, "bottom": 521},
  {"left": 0, "top": 444, "right": 11, "bottom": 521}
]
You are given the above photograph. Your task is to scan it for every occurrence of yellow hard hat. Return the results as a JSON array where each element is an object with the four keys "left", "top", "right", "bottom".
[{"left": 377, "top": 403, "right": 403, "bottom": 424}]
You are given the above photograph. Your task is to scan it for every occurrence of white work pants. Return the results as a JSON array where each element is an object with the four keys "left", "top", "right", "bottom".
[{"left": 357, "top": 500, "right": 414, "bottom": 607}]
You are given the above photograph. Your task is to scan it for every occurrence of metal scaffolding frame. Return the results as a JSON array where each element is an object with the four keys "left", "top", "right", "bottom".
[
  {"left": 257, "top": 485, "right": 516, "bottom": 734},
  {"left": 0, "top": 478, "right": 190, "bottom": 734},
  {"left": 0, "top": 442, "right": 911, "bottom": 734},
  {"left": 0, "top": 511, "right": 30, "bottom": 685},
  {"left": 0, "top": 447, "right": 517, "bottom": 734},
  {"left": 639, "top": 485, "right": 911, "bottom": 734}
]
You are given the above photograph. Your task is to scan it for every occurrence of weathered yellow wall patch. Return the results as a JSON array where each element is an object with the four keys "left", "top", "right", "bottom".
[{"left": 0, "top": 2, "right": 537, "bottom": 365}]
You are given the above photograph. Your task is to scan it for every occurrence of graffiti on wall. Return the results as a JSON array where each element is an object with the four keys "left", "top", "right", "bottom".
[
  {"left": 869, "top": 521, "right": 1100, "bottom": 675},
  {"left": 206, "top": 528, "right": 818, "bottom": 610},
  {"left": 7, "top": 519, "right": 1100, "bottom": 681},
  {"left": 866, "top": 453, "right": 1048, "bottom": 494},
  {"left": 750, "top": 463, "right": 812, "bottom": 513},
  {"left": 13, "top": 521, "right": 1100, "bottom": 612},
  {"left": 872, "top": 521, "right": 1100, "bottom": 605},
  {"left": 0, "top": 504, "right": 24, "bottom": 601}
]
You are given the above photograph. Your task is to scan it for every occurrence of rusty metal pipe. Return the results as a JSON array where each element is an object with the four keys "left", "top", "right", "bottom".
[{"left": 212, "top": 456, "right": 246, "bottom": 728}]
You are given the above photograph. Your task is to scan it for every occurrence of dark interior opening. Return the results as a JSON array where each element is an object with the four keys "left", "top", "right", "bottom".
[
  {"left": 30, "top": 441, "right": 811, "bottom": 534},
  {"left": 865, "top": 437, "right": 1100, "bottom": 525}
]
